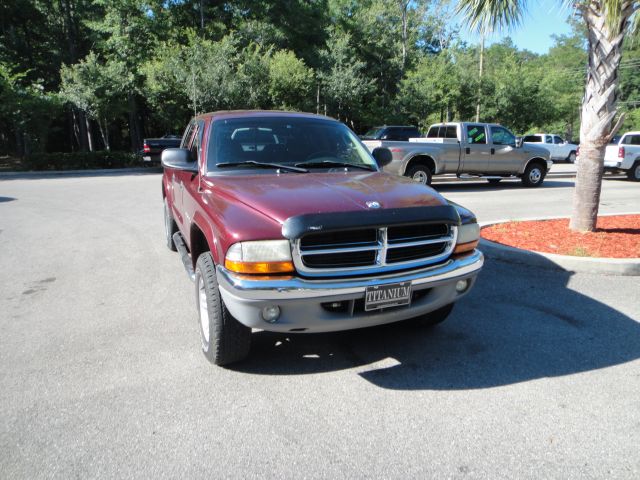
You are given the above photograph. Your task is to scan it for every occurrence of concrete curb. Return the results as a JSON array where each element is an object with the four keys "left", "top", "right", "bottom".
[
  {"left": 479, "top": 214, "right": 640, "bottom": 276},
  {"left": 0, "top": 167, "right": 162, "bottom": 179}
]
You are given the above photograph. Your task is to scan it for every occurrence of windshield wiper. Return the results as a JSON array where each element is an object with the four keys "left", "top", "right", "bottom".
[
  {"left": 294, "top": 160, "right": 375, "bottom": 171},
  {"left": 216, "top": 161, "right": 308, "bottom": 173}
]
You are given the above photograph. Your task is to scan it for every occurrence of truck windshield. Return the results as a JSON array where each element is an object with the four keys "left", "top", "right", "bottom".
[{"left": 208, "top": 117, "right": 377, "bottom": 172}]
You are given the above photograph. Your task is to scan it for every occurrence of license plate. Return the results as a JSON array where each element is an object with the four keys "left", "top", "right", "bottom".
[{"left": 364, "top": 282, "right": 412, "bottom": 311}]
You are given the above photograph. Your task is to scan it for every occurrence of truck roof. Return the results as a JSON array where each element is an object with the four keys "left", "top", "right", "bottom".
[
  {"left": 194, "top": 110, "right": 338, "bottom": 123},
  {"left": 429, "top": 122, "right": 503, "bottom": 128}
]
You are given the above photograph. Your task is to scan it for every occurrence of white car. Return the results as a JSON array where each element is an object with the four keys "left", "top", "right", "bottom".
[
  {"left": 522, "top": 133, "right": 578, "bottom": 163},
  {"left": 604, "top": 131, "right": 640, "bottom": 181}
]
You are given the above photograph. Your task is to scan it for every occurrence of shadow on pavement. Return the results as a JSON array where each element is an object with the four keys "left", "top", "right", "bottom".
[
  {"left": 231, "top": 254, "right": 640, "bottom": 390},
  {"left": 0, "top": 196, "right": 16, "bottom": 203},
  {"left": 0, "top": 168, "right": 162, "bottom": 181},
  {"left": 432, "top": 179, "right": 574, "bottom": 193}
]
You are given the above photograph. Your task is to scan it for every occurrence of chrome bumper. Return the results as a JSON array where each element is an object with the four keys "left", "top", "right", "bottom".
[{"left": 216, "top": 250, "right": 484, "bottom": 333}]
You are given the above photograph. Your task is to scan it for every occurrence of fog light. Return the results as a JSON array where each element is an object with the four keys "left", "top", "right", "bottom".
[
  {"left": 455, "top": 279, "right": 469, "bottom": 293},
  {"left": 261, "top": 305, "right": 281, "bottom": 323}
]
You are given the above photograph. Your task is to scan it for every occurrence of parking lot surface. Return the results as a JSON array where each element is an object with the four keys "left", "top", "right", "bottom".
[{"left": 1, "top": 173, "right": 639, "bottom": 479}]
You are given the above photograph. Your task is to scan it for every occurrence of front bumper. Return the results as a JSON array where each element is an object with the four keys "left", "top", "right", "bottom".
[{"left": 216, "top": 249, "right": 484, "bottom": 333}]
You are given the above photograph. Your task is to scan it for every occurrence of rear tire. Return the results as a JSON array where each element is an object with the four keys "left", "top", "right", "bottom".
[
  {"left": 195, "top": 252, "right": 251, "bottom": 366},
  {"left": 567, "top": 151, "right": 576, "bottom": 163},
  {"left": 406, "top": 303, "right": 454, "bottom": 328},
  {"left": 406, "top": 164, "right": 433, "bottom": 185},
  {"left": 521, "top": 162, "right": 546, "bottom": 187},
  {"left": 627, "top": 162, "right": 640, "bottom": 182},
  {"left": 164, "top": 197, "right": 178, "bottom": 251}
]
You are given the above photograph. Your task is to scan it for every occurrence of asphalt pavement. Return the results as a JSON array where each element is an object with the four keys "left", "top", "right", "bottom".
[{"left": 1, "top": 173, "right": 639, "bottom": 479}]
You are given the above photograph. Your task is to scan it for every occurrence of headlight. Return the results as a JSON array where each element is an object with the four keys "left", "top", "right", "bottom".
[
  {"left": 453, "top": 223, "right": 480, "bottom": 254},
  {"left": 225, "top": 240, "right": 294, "bottom": 274}
]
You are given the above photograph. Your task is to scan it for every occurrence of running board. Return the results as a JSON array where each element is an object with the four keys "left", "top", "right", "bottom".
[{"left": 172, "top": 232, "right": 195, "bottom": 282}]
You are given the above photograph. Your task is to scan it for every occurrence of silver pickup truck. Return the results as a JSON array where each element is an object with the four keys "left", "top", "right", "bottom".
[{"left": 362, "top": 122, "right": 552, "bottom": 187}]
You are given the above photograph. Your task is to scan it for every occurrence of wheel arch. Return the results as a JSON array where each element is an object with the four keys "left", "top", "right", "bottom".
[
  {"left": 403, "top": 155, "right": 437, "bottom": 175},
  {"left": 521, "top": 156, "right": 548, "bottom": 175},
  {"left": 190, "top": 215, "right": 221, "bottom": 269}
]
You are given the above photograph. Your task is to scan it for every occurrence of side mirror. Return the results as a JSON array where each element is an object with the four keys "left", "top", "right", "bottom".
[
  {"left": 161, "top": 148, "right": 198, "bottom": 172},
  {"left": 372, "top": 147, "right": 393, "bottom": 168}
]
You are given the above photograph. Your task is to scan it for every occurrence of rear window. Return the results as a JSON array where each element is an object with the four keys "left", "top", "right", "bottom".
[
  {"left": 427, "top": 125, "right": 457, "bottom": 139},
  {"left": 523, "top": 135, "right": 541, "bottom": 142},
  {"left": 621, "top": 134, "right": 640, "bottom": 145}
]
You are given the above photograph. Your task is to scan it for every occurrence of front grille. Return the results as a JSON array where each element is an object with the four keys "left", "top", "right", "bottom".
[{"left": 294, "top": 223, "right": 456, "bottom": 277}]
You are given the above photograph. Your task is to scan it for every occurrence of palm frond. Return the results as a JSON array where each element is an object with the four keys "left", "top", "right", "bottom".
[{"left": 455, "top": 0, "right": 528, "bottom": 35}]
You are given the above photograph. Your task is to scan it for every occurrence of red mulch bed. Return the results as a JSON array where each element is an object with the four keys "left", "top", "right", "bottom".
[{"left": 481, "top": 215, "right": 640, "bottom": 259}]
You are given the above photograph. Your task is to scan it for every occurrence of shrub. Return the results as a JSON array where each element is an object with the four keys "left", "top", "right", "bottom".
[{"left": 22, "top": 151, "right": 142, "bottom": 171}]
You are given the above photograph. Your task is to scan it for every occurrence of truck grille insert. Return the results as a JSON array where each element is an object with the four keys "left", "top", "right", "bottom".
[{"left": 293, "top": 223, "right": 457, "bottom": 277}]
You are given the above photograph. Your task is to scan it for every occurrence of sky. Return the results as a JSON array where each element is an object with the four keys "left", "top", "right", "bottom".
[{"left": 453, "top": 0, "right": 575, "bottom": 54}]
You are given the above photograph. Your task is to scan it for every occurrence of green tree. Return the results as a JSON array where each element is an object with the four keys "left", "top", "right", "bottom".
[
  {"left": 267, "top": 50, "right": 314, "bottom": 110},
  {"left": 457, "top": 0, "right": 640, "bottom": 231}
]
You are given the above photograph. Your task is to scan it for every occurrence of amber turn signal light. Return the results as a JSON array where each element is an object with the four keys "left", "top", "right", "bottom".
[
  {"left": 224, "top": 259, "right": 295, "bottom": 274},
  {"left": 453, "top": 240, "right": 478, "bottom": 255}
]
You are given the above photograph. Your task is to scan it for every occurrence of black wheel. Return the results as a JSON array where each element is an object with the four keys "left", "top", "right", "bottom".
[
  {"left": 627, "top": 162, "right": 640, "bottom": 182},
  {"left": 521, "top": 162, "right": 546, "bottom": 187},
  {"left": 406, "top": 164, "right": 432, "bottom": 185},
  {"left": 195, "top": 252, "right": 251, "bottom": 366},
  {"left": 487, "top": 178, "right": 502, "bottom": 184},
  {"left": 567, "top": 151, "right": 576, "bottom": 163},
  {"left": 406, "top": 303, "right": 454, "bottom": 328},
  {"left": 164, "top": 197, "right": 178, "bottom": 251}
]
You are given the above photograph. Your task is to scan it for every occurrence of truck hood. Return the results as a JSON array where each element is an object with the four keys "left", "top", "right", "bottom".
[{"left": 207, "top": 172, "right": 448, "bottom": 224}]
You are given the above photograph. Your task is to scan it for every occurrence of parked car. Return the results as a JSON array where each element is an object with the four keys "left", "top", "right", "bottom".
[
  {"left": 522, "top": 133, "right": 578, "bottom": 163},
  {"left": 361, "top": 125, "right": 422, "bottom": 141},
  {"left": 162, "top": 111, "right": 483, "bottom": 365},
  {"left": 142, "top": 135, "right": 181, "bottom": 163},
  {"left": 604, "top": 131, "right": 640, "bottom": 181},
  {"left": 362, "top": 122, "right": 552, "bottom": 187}
]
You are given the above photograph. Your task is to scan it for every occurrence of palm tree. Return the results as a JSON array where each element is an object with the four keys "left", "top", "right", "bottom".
[{"left": 456, "top": 0, "right": 638, "bottom": 231}]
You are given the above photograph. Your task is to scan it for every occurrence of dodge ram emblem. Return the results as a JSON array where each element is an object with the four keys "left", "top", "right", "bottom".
[{"left": 366, "top": 201, "right": 381, "bottom": 209}]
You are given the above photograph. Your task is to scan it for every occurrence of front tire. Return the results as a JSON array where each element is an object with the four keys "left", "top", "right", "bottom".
[
  {"left": 521, "top": 162, "right": 546, "bottom": 187},
  {"left": 195, "top": 252, "right": 251, "bottom": 366},
  {"left": 164, "top": 197, "right": 178, "bottom": 251},
  {"left": 627, "top": 162, "right": 640, "bottom": 182},
  {"left": 406, "top": 303, "right": 454, "bottom": 328},
  {"left": 406, "top": 164, "right": 433, "bottom": 185},
  {"left": 567, "top": 151, "right": 576, "bottom": 163}
]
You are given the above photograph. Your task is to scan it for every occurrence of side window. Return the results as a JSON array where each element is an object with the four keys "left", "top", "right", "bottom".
[
  {"left": 545, "top": 135, "right": 553, "bottom": 144},
  {"left": 554, "top": 136, "right": 564, "bottom": 144},
  {"left": 427, "top": 126, "right": 439, "bottom": 138},
  {"left": 466, "top": 125, "right": 487, "bottom": 144},
  {"left": 181, "top": 122, "right": 195, "bottom": 149},
  {"left": 523, "top": 135, "right": 540, "bottom": 142},
  {"left": 445, "top": 126, "right": 458, "bottom": 139},
  {"left": 622, "top": 135, "right": 640, "bottom": 145},
  {"left": 188, "top": 121, "right": 205, "bottom": 163},
  {"left": 404, "top": 128, "right": 420, "bottom": 139},
  {"left": 490, "top": 126, "right": 516, "bottom": 146}
]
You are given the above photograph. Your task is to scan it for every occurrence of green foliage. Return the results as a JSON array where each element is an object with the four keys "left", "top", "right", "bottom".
[
  {"left": 267, "top": 50, "right": 314, "bottom": 110},
  {"left": 21, "top": 151, "right": 140, "bottom": 171}
]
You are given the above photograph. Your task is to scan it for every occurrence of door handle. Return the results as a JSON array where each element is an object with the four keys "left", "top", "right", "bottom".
[
  {"left": 491, "top": 148, "right": 495, "bottom": 154},
  {"left": 465, "top": 147, "right": 470, "bottom": 154}
]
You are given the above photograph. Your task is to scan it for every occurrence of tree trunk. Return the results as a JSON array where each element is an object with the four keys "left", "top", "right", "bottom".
[
  {"left": 127, "top": 93, "right": 143, "bottom": 152},
  {"left": 570, "top": 3, "right": 632, "bottom": 232},
  {"left": 86, "top": 116, "right": 94, "bottom": 152},
  {"left": 475, "top": 35, "right": 484, "bottom": 123},
  {"left": 76, "top": 109, "right": 89, "bottom": 152},
  {"left": 398, "top": 1, "right": 409, "bottom": 71}
]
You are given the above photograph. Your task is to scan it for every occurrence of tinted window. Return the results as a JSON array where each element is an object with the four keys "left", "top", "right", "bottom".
[
  {"left": 403, "top": 128, "right": 421, "bottom": 139},
  {"left": 544, "top": 135, "right": 553, "bottom": 144},
  {"left": 553, "top": 136, "right": 564, "bottom": 144},
  {"left": 622, "top": 134, "right": 640, "bottom": 145},
  {"left": 491, "top": 126, "right": 516, "bottom": 146},
  {"left": 181, "top": 122, "right": 196, "bottom": 149},
  {"left": 427, "top": 126, "right": 440, "bottom": 138},
  {"left": 523, "top": 135, "right": 541, "bottom": 142},
  {"left": 361, "top": 127, "right": 385, "bottom": 140},
  {"left": 208, "top": 117, "right": 376, "bottom": 170},
  {"left": 466, "top": 125, "right": 486, "bottom": 144}
]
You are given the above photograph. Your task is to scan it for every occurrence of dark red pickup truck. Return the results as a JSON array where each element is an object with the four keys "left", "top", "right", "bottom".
[{"left": 162, "top": 111, "right": 483, "bottom": 365}]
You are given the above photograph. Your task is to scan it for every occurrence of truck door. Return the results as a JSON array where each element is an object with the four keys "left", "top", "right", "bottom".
[
  {"left": 172, "top": 121, "right": 201, "bottom": 233},
  {"left": 461, "top": 124, "right": 490, "bottom": 173},
  {"left": 178, "top": 120, "right": 205, "bottom": 242},
  {"left": 544, "top": 134, "right": 556, "bottom": 159},
  {"left": 487, "top": 126, "right": 520, "bottom": 173}
]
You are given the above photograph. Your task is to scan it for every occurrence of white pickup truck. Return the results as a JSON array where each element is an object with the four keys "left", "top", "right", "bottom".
[
  {"left": 604, "top": 131, "right": 640, "bottom": 181},
  {"left": 362, "top": 122, "right": 552, "bottom": 187},
  {"left": 522, "top": 133, "right": 578, "bottom": 163}
]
